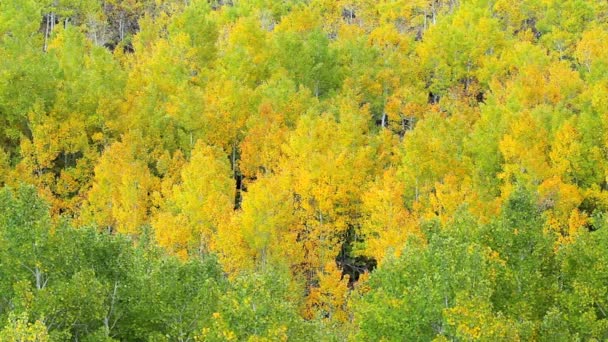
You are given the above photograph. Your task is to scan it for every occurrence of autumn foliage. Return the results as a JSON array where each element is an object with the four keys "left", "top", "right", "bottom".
[{"left": 1, "top": 0, "right": 608, "bottom": 340}]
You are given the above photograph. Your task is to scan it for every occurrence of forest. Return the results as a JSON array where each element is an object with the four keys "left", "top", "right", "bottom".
[{"left": 1, "top": 0, "right": 608, "bottom": 340}]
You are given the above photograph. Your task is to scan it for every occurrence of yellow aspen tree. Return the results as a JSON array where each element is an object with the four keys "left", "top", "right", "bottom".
[
  {"left": 359, "top": 169, "right": 419, "bottom": 265},
  {"left": 153, "top": 141, "right": 235, "bottom": 257},
  {"left": 238, "top": 103, "right": 287, "bottom": 178},
  {"left": 399, "top": 112, "right": 468, "bottom": 203},
  {"left": 280, "top": 113, "right": 371, "bottom": 275},
  {"left": 81, "top": 136, "right": 156, "bottom": 235},
  {"left": 538, "top": 176, "right": 585, "bottom": 245},
  {"left": 428, "top": 174, "right": 477, "bottom": 225},
  {"left": 498, "top": 112, "right": 551, "bottom": 199},
  {"left": 304, "top": 262, "right": 351, "bottom": 323},
  {"left": 200, "top": 77, "right": 255, "bottom": 163},
  {"left": 550, "top": 120, "right": 583, "bottom": 183},
  {"left": 221, "top": 173, "right": 301, "bottom": 273},
  {"left": 239, "top": 73, "right": 316, "bottom": 180},
  {"left": 576, "top": 25, "right": 608, "bottom": 73},
  {"left": 218, "top": 16, "right": 270, "bottom": 87}
]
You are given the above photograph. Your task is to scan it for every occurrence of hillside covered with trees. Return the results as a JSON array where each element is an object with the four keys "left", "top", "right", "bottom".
[{"left": 2, "top": 0, "right": 608, "bottom": 340}]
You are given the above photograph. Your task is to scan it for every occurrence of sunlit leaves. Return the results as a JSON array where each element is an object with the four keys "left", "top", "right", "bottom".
[
  {"left": 153, "top": 141, "right": 234, "bottom": 258},
  {"left": 81, "top": 137, "right": 157, "bottom": 235}
]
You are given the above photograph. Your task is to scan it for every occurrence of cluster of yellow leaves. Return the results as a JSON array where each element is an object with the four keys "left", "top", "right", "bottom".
[
  {"left": 498, "top": 113, "right": 550, "bottom": 199},
  {"left": 360, "top": 170, "right": 418, "bottom": 264},
  {"left": 80, "top": 136, "right": 157, "bottom": 235},
  {"left": 219, "top": 174, "right": 298, "bottom": 272},
  {"left": 0, "top": 313, "right": 49, "bottom": 342},
  {"left": 576, "top": 25, "right": 608, "bottom": 72},
  {"left": 443, "top": 298, "right": 520, "bottom": 341},
  {"left": 304, "top": 262, "right": 351, "bottom": 322},
  {"left": 152, "top": 141, "right": 234, "bottom": 258}
]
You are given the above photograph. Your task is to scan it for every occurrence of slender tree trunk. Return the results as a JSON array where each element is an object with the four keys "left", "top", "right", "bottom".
[
  {"left": 424, "top": 10, "right": 427, "bottom": 31},
  {"left": 93, "top": 23, "right": 98, "bottom": 46},
  {"left": 104, "top": 281, "right": 118, "bottom": 333},
  {"left": 44, "top": 14, "right": 50, "bottom": 51},
  {"left": 119, "top": 12, "right": 125, "bottom": 42},
  {"left": 50, "top": 10, "right": 55, "bottom": 33},
  {"left": 34, "top": 266, "right": 45, "bottom": 290}
]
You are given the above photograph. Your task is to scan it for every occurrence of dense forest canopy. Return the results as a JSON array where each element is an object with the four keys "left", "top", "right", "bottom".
[{"left": 1, "top": 0, "right": 608, "bottom": 340}]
